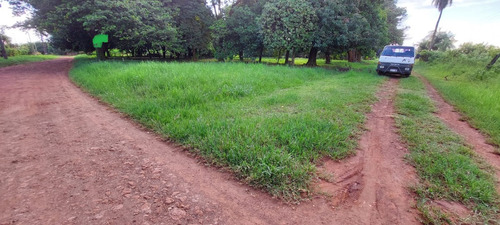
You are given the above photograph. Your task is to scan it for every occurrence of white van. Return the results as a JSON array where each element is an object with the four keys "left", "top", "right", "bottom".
[{"left": 376, "top": 45, "right": 415, "bottom": 77}]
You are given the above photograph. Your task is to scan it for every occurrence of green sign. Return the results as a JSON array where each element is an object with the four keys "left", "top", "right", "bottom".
[{"left": 93, "top": 34, "right": 109, "bottom": 48}]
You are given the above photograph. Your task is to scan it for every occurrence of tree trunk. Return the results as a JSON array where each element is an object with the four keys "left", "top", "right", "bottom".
[
  {"left": 291, "top": 48, "right": 296, "bottom": 66},
  {"left": 105, "top": 44, "right": 110, "bottom": 58},
  {"left": 305, "top": 47, "right": 318, "bottom": 67},
  {"left": 259, "top": 47, "right": 263, "bottom": 63},
  {"left": 40, "top": 33, "right": 48, "bottom": 55},
  {"left": 162, "top": 46, "right": 166, "bottom": 59},
  {"left": 211, "top": 0, "right": 218, "bottom": 19},
  {"left": 429, "top": 10, "right": 443, "bottom": 51},
  {"left": 96, "top": 48, "right": 105, "bottom": 60},
  {"left": 239, "top": 50, "right": 244, "bottom": 61},
  {"left": 0, "top": 36, "right": 8, "bottom": 59},
  {"left": 486, "top": 54, "right": 500, "bottom": 70},
  {"left": 192, "top": 49, "right": 198, "bottom": 61},
  {"left": 347, "top": 49, "right": 356, "bottom": 62},
  {"left": 325, "top": 48, "right": 331, "bottom": 64},
  {"left": 217, "top": 0, "right": 222, "bottom": 18},
  {"left": 284, "top": 50, "right": 290, "bottom": 65},
  {"left": 347, "top": 49, "right": 361, "bottom": 63}
]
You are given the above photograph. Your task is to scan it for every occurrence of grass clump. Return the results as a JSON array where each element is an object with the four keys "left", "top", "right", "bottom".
[
  {"left": 0, "top": 55, "right": 59, "bottom": 68},
  {"left": 70, "top": 58, "right": 383, "bottom": 201},
  {"left": 395, "top": 76, "right": 499, "bottom": 223}
]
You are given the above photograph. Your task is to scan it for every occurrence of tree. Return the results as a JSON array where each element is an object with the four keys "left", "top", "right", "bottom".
[
  {"left": 418, "top": 31, "right": 455, "bottom": 52},
  {"left": 304, "top": 0, "right": 346, "bottom": 66},
  {"left": 0, "top": 27, "right": 9, "bottom": 59},
  {"left": 7, "top": 0, "right": 178, "bottom": 57},
  {"left": 172, "top": 0, "right": 214, "bottom": 60},
  {"left": 383, "top": 0, "right": 407, "bottom": 45},
  {"left": 213, "top": 0, "right": 264, "bottom": 61},
  {"left": 347, "top": 0, "right": 389, "bottom": 62},
  {"left": 261, "top": 0, "right": 317, "bottom": 66},
  {"left": 428, "top": 0, "right": 453, "bottom": 50}
]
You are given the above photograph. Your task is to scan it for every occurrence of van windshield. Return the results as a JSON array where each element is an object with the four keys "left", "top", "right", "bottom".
[{"left": 381, "top": 46, "right": 414, "bottom": 57}]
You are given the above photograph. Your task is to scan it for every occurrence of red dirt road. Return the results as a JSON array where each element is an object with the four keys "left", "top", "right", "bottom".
[
  {"left": 0, "top": 58, "right": 419, "bottom": 224},
  {"left": 317, "top": 79, "right": 418, "bottom": 224}
]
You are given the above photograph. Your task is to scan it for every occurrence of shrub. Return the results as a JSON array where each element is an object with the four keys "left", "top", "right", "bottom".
[{"left": 418, "top": 50, "right": 444, "bottom": 62}]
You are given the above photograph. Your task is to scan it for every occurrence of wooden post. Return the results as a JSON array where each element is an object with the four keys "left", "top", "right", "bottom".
[
  {"left": 0, "top": 36, "right": 7, "bottom": 59},
  {"left": 486, "top": 54, "right": 500, "bottom": 70}
]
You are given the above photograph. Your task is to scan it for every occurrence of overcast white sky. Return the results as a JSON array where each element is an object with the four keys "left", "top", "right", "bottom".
[
  {"left": 1, "top": 1, "right": 500, "bottom": 47},
  {"left": 0, "top": 6, "right": 41, "bottom": 44},
  {"left": 397, "top": 0, "right": 500, "bottom": 47}
]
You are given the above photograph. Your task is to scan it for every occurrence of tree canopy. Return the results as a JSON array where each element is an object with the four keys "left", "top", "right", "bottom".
[
  {"left": 4, "top": 0, "right": 407, "bottom": 63},
  {"left": 419, "top": 31, "right": 455, "bottom": 52}
]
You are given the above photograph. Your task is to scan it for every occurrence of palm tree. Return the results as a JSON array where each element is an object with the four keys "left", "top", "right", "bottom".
[{"left": 428, "top": 0, "right": 453, "bottom": 50}]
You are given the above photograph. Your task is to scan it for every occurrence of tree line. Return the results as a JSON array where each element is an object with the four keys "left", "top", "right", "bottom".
[{"left": 4, "top": 0, "right": 406, "bottom": 65}]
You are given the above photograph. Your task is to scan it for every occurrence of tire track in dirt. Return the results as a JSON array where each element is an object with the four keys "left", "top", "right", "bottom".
[
  {"left": 418, "top": 74, "right": 500, "bottom": 192},
  {"left": 317, "top": 78, "right": 419, "bottom": 224}
]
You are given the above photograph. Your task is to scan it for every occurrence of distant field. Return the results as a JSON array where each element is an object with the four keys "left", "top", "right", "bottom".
[
  {"left": 0, "top": 55, "right": 59, "bottom": 68},
  {"left": 415, "top": 59, "right": 500, "bottom": 147},
  {"left": 70, "top": 58, "right": 384, "bottom": 200}
]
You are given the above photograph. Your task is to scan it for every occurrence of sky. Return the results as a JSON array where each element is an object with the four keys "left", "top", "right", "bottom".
[
  {"left": 1, "top": 0, "right": 500, "bottom": 47},
  {"left": 397, "top": 0, "right": 500, "bottom": 47},
  {"left": 0, "top": 6, "right": 41, "bottom": 44}
]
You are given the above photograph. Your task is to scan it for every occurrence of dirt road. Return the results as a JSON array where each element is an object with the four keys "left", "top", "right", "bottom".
[
  {"left": 0, "top": 58, "right": 419, "bottom": 224},
  {"left": 418, "top": 75, "right": 500, "bottom": 192},
  {"left": 317, "top": 79, "right": 418, "bottom": 225}
]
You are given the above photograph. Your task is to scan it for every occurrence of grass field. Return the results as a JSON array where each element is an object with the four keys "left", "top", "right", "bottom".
[
  {"left": 70, "top": 58, "right": 384, "bottom": 200},
  {"left": 0, "top": 55, "right": 59, "bottom": 68},
  {"left": 395, "top": 76, "right": 499, "bottom": 223},
  {"left": 415, "top": 58, "right": 500, "bottom": 148}
]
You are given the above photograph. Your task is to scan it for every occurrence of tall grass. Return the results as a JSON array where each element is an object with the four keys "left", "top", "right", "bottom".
[
  {"left": 395, "top": 76, "right": 499, "bottom": 223},
  {"left": 0, "top": 55, "right": 59, "bottom": 68},
  {"left": 415, "top": 52, "right": 500, "bottom": 147},
  {"left": 70, "top": 58, "right": 383, "bottom": 200}
]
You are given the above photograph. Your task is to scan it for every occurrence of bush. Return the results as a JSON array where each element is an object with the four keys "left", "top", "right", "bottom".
[
  {"left": 5, "top": 47, "right": 21, "bottom": 56},
  {"left": 418, "top": 50, "right": 444, "bottom": 62}
]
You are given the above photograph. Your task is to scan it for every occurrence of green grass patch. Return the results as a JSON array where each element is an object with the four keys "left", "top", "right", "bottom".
[
  {"left": 395, "top": 76, "right": 499, "bottom": 223},
  {"left": 0, "top": 55, "right": 59, "bottom": 68},
  {"left": 415, "top": 61, "right": 500, "bottom": 148},
  {"left": 70, "top": 58, "right": 383, "bottom": 201}
]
